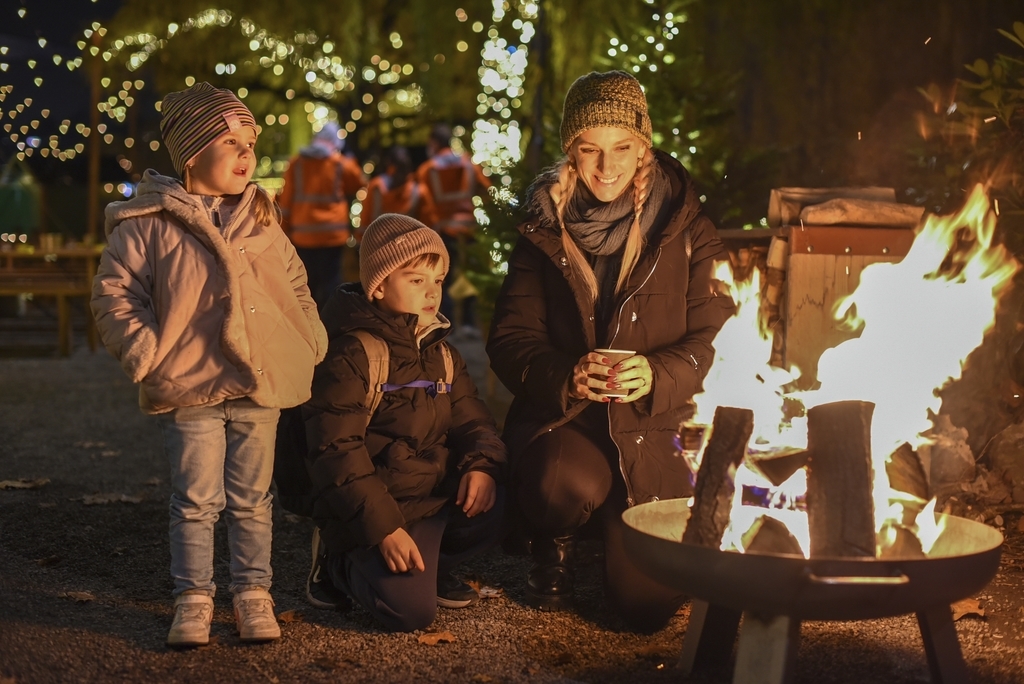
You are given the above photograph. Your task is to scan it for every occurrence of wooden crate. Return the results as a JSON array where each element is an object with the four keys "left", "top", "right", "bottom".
[{"left": 719, "top": 225, "right": 915, "bottom": 389}]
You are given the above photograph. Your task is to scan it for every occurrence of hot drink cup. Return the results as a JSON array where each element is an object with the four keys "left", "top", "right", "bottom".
[{"left": 592, "top": 348, "right": 635, "bottom": 397}]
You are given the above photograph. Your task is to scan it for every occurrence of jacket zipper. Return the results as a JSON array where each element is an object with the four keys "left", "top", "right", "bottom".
[{"left": 607, "top": 247, "right": 662, "bottom": 507}]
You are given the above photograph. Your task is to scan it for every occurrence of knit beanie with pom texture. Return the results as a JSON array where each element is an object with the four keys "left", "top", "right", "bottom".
[{"left": 559, "top": 70, "right": 652, "bottom": 152}]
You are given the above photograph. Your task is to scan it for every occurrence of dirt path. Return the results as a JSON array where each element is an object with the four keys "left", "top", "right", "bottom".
[{"left": 2, "top": 348, "right": 1024, "bottom": 683}]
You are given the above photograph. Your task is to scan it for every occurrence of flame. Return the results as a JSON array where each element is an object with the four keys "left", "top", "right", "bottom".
[{"left": 694, "top": 185, "right": 1017, "bottom": 557}]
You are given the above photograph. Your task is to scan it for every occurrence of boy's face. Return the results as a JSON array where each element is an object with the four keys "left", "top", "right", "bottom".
[
  {"left": 372, "top": 258, "right": 446, "bottom": 330},
  {"left": 188, "top": 126, "right": 257, "bottom": 196}
]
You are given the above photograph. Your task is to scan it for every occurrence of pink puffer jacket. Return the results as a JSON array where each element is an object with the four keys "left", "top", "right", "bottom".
[{"left": 92, "top": 170, "right": 328, "bottom": 414}]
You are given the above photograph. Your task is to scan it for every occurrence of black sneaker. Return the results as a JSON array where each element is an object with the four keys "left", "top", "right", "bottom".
[
  {"left": 306, "top": 527, "right": 351, "bottom": 611},
  {"left": 436, "top": 572, "right": 479, "bottom": 609}
]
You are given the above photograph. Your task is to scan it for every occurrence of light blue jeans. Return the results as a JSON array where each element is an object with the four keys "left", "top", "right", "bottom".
[{"left": 158, "top": 398, "right": 280, "bottom": 598}]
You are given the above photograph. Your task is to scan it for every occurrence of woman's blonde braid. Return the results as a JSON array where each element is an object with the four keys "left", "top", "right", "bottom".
[
  {"left": 550, "top": 159, "right": 600, "bottom": 302},
  {"left": 615, "top": 147, "right": 654, "bottom": 294}
]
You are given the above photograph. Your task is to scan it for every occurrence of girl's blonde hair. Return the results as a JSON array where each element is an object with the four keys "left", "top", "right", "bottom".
[
  {"left": 183, "top": 165, "right": 281, "bottom": 227},
  {"left": 549, "top": 145, "right": 655, "bottom": 303}
]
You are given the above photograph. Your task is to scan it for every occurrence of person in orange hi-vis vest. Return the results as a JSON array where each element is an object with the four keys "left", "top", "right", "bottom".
[
  {"left": 278, "top": 122, "right": 366, "bottom": 308},
  {"left": 416, "top": 124, "right": 491, "bottom": 336},
  {"left": 359, "top": 146, "right": 425, "bottom": 231}
]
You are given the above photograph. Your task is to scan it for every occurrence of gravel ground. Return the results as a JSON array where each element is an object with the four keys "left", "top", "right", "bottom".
[{"left": 3, "top": 341, "right": 1024, "bottom": 683}]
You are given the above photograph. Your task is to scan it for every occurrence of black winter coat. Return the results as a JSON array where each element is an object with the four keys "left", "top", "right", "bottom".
[
  {"left": 486, "top": 151, "right": 733, "bottom": 506},
  {"left": 302, "top": 284, "right": 506, "bottom": 554}
]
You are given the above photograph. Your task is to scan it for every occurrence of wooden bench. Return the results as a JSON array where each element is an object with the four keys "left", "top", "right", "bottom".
[{"left": 0, "top": 269, "right": 96, "bottom": 356}]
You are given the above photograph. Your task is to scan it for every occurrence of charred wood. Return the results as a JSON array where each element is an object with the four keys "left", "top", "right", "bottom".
[
  {"left": 748, "top": 447, "right": 810, "bottom": 487},
  {"left": 683, "top": 406, "right": 754, "bottom": 548},
  {"left": 742, "top": 515, "right": 804, "bottom": 556},
  {"left": 886, "top": 442, "right": 930, "bottom": 501},
  {"left": 807, "top": 400, "right": 876, "bottom": 558}
]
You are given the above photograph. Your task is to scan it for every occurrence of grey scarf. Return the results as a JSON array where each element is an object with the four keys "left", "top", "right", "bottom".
[{"left": 562, "top": 165, "right": 672, "bottom": 256}]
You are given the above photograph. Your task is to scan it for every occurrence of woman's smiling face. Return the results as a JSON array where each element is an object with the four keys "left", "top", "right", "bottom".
[{"left": 569, "top": 127, "right": 646, "bottom": 203}]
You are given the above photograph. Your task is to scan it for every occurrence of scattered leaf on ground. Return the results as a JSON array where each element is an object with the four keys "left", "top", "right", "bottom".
[
  {"left": 418, "top": 631, "right": 457, "bottom": 645},
  {"left": 477, "top": 585, "right": 503, "bottom": 599},
  {"left": 38, "top": 502, "right": 56, "bottom": 508},
  {"left": 0, "top": 478, "right": 50, "bottom": 490},
  {"left": 60, "top": 591, "right": 95, "bottom": 603},
  {"left": 143, "top": 477, "right": 161, "bottom": 487},
  {"left": 277, "top": 609, "right": 304, "bottom": 623},
  {"left": 100, "top": 450, "right": 121, "bottom": 458},
  {"left": 74, "top": 441, "right": 107, "bottom": 448},
  {"left": 471, "top": 675, "right": 493, "bottom": 683},
  {"left": 81, "top": 493, "right": 143, "bottom": 505},
  {"left": 952, "top": 598, "right": 985, "bottom": 620},
  {"left": 525, "top": 663, "right": 541, "bottom": 676},
  {"left": 283, "top": 513, "right": 304, "bottom": 524},
  {"left": 35, "top": 555, "right": 61, "bottom": 567}
]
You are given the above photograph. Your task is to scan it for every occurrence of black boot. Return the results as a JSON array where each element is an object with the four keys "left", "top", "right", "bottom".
[{"left": 525, "top": 534, "right": 575, "bottom": 611}]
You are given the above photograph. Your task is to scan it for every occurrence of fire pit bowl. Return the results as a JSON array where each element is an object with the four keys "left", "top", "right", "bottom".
[
  {"left": 622, "top": 498, "right": 1001, "bottom": 620},
  {"left": 622, "top": 498, "right": 1003, "bottom": 684}
]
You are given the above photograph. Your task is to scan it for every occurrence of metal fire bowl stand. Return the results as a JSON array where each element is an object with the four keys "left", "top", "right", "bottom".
[{"left": 622, "top": 499, "right": 1003, "bottom": 684}]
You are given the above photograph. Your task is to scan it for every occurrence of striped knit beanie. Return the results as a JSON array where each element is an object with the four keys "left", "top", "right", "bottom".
[
  {"left": 159, "top": 82, "right": 257, "bottom": 176},
  {"left": 360, "top": 214, "right": 449, "bottom": 299},
  {"left": 560, "top": 70, "right": 652, "bottom": 152}
]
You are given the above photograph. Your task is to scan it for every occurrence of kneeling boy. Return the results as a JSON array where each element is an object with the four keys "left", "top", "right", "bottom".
[{"left": 302, "top": 213, "right": 506, "bottom": 632}]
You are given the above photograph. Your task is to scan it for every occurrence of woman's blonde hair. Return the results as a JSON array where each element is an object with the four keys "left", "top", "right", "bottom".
[{"left": 549, "top": 145, "right": 655, "bottom": 303}]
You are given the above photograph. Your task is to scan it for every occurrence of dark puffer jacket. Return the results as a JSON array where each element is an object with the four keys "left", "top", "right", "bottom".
[
  {"left": 486, "top": 151, "right": 733, "bottom": 506},
  {"left": 302, "top": 284, "right": 506, "bottom": 554}
]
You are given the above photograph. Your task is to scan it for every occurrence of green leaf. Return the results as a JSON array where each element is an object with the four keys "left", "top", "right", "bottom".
[
  {"left": 1000, "top": 28, "right": 1024, "bottom": 49},
  {"left": 966, "top": 59, "right": 990, "bottom": 78},
  {"left": 980, "top": 89, "right": 1001, "bottom": 105},
  {"left": 1014, "top": 21, "right": 1024, "bottom": 42}
]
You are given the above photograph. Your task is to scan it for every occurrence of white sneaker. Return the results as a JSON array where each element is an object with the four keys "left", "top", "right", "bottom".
[
  {"left": 233, "top": 589, "right": 281, "bottom": 642},
  {"left": 167, "top": 594, "right": 213, "bottom": 647}
]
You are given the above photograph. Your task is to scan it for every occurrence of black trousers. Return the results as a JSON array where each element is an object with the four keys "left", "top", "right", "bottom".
[
  {"left": 516, "top": 406, "right": 685, "bottom": 631},
  {"left": 294, "top": 245, "right": 344, "bottom": 310},
  {"left": 327, "top": 490, "right": 504, "bottom": 633}
]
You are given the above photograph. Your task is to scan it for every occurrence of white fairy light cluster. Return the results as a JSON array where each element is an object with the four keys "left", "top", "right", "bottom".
[
  {"left": 467, "top": 1, "right": 537, "bottom": 185},
  {"left": 1, "top": 5, "right": 437, "bottom": 165}
]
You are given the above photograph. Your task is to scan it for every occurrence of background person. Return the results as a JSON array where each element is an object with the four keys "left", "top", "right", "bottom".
[
  {"left": 417, "top": 124, "right": 491, "bottom": 336},
  {"left": 360, "top": 146, "right": 425, "bottom": 228},
  {"left": 486, "top": 71, "right": 734, "bottom": 631},
  {"left": 278, "top": 122, "right": 366, "bottom": 308},
  {"left": 91, "top": 82, "right": 327, "bottom": 647}
]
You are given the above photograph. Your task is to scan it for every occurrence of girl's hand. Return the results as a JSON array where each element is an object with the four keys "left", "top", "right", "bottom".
[
  {"left": 611, "top": 354, "right": 654, "bottom": 403},
  {"left": 568, "top": 351, "right": 618, "bottom": 402},
  {"left": 379, "top": 528, "right": 424, "bottom": 574},
  {"left": 457, "top": 471, "right": 496, "bottom": 517}
]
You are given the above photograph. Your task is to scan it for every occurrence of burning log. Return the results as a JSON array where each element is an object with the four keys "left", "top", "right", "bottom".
[
  {"left": 742, "top": 515, "right": 804, "bottom": 556},
  {"left": 683, "top": 406, "right": 754, "bottom": 548},
  {"left": 747, "top": 447, "right": 809, "bottom": 487},
  {"left": 886, "top": 442, "right": 929, "bottom": 501},
  {"left": 806, "top": 400, "right": 876, "bottom": 557}
]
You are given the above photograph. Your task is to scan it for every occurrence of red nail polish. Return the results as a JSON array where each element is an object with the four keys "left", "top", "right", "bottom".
[{"left": 602, "top": 358, "right": 610, "bottom": 365}]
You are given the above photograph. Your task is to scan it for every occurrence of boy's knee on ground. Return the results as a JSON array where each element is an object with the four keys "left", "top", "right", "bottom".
[{"left": 376, "top": 594, "right": 437, "bottom": 633}]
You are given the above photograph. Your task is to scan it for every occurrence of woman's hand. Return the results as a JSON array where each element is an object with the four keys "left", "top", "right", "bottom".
[
  {"left": 569, "top": 351, "right": 617, "bottom": 401},
  {"left": 378, "top": 528, "right": 425, "bottom": 574},
  {"left": 457, "top": 471, "right": 497, "bottom": 517},
  {"left": 611, "top": 354, "right": 654, "bottom": 403}
]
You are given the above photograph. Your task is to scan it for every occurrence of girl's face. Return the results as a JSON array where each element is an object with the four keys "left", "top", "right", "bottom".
[
  {"left": 569, "top": 127, "right": 646, "bottom": 203},
  {"left": 187, "top": 126, "right": 257, "bottom": 196}
]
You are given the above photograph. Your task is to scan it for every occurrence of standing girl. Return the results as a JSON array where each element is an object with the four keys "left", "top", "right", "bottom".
[{"left": 92, "top": 83, "right": 327, "bottom": 646}]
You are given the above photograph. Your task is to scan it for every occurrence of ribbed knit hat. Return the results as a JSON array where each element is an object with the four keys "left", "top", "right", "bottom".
[
  {"left": 159, "top": 82, "right": 257, "bottom": 176},
  {"left": 559, "top": 70, "right": 652, "bottom": 152},
  {"left": 360, "top": 214, "right": 450, "bottom": 299}
]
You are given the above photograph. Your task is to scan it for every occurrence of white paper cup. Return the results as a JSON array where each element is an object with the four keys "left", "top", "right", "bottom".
[{"left": 592, "top": 348, "right": 635, "bottom": 397}]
